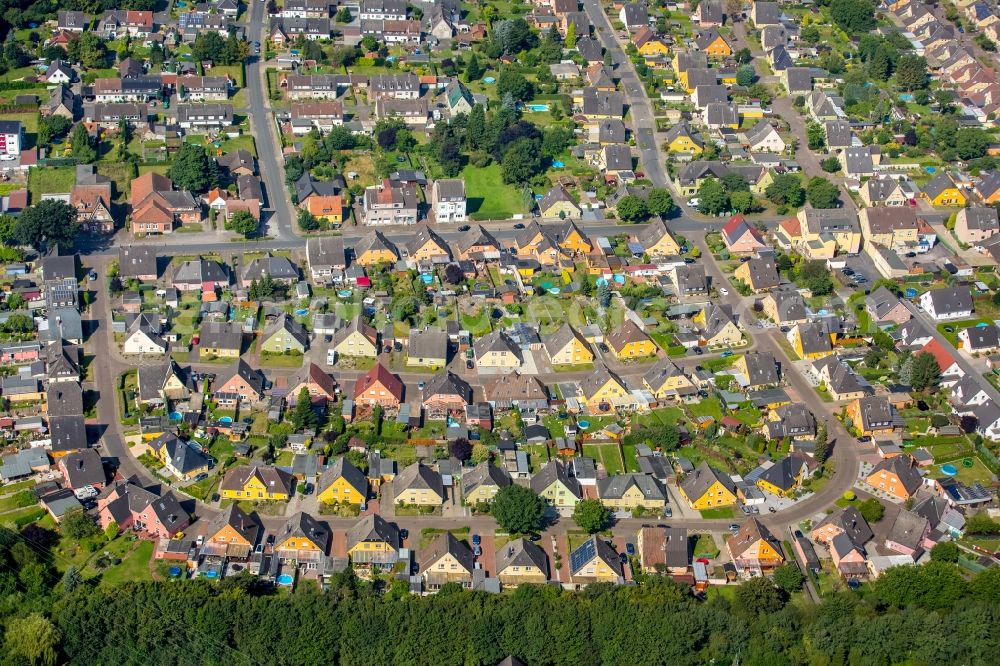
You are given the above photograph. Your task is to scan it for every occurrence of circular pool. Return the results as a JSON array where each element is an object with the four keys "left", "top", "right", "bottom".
[
  {"left": 940, "top": 464, "right": 958, "bottom": 476},
  {"left": 962, "top": 457, "right": 974, "bottom": 468},
  {"left": 421, "top": 274, "right": 433, "bottom": 284},
  {"left": 203, "top": 570, "right": 218, "bottom": 579},
  {"left": 219, "top": 416, "right": 233, "bottom": 424},
  {"left": 552, "top": 160, "right": 565, "bottom": 168},
  {"left": 905, "top": 288, "right": 918, "bottom": 298},
  {"left": 578, "top": 420, "right": 590, "bottom": 429},
  {"left": 548, "top": 287, "right": 561, "bottom": 295},
  {"left": 169, "top": 566, "right": 182, "bottom": 577},
  {"left": 295, "top": 308, "right": 309, "bottom": 316},
  {"left": 169, "top": 411, "right": 182, "bottom": 421},
  {"left": 276, "top": 573, "right": 294, "bottom": 585}
]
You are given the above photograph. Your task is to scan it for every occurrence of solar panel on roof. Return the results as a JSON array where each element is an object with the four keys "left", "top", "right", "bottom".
[{"left": 570, "top": 538, "right": 595, "bottom": 574}]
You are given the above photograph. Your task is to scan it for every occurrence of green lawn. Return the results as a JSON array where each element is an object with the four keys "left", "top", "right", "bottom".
[
  {"left": 0, "top": 479, "right": 35, "bottom": 496},
  {"left": 930, "top": 457, "right": 993, "bottom": 486},
  {"left": 259, "top": 352, "right": 306, "bottom": 369},
  {"left": 99, "top": 540, "right": 154, "bottom": 586},
  {"left": 28, "top": 166, "right": 76, "bottom": 201},
  {"left": 693, "top": 533, "right": 720, "bottom": 558},
  {"left": 582, "top": 444, "right": 624, "bottom": 475},
  {"left": 688, "top": 398, "right": 724, "bottom": 421},
  {"left": 460, "top": 163, "right": 529, "bottom": 220},
  {"left": 699, "top": 506, "right": 734, "bottom": 519},
  {"left": 936, "top": 319, "right": 995, "bottom": 347}
]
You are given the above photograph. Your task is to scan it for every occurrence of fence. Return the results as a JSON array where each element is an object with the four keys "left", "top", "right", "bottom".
[{"left": 974, "top": 440, "right": 1000, "bottom": 475}]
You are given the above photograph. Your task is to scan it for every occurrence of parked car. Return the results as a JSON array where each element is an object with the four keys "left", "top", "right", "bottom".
[
  {"left": 626, "top": 543, "right": 635, "bottom": 556},
  {"left": 399, "top": 528, "right": 409, "bottom": 541},
  {"left": 466, "top": 359, "right": 474, "bottom": 370},
  {"left": 664, "top": 507, "right": 672, "bottom": 518},
  {"left": 458, "top": 224, "right": 470, "bottom": 232},
  {"left": 729, "top": 524, "right": 741, "bottom": 534},
  {"left": 513, "top": 223, "right": 525, "bottom": 229},
  {"left": 719, "top": 287, "right": 729, "bottom": 296}
]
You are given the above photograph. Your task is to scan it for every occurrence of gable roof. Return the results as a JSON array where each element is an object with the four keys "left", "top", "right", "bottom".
[
  {"left": 569, "top": 535, "right": 622, "bottom": 576},
  {"left": 393, "top": 462, "right": 443, "bottom": 496},
  {"left": 419, "top": 531, "right": 474, "bottom": 574},
  {"left": 347, "top": 513, "right": 399, "bottom": 550},
  {"left": 727, "top": 517, "right": 781, "bottom": 559},
  {"left": 681, "top": 461, "right": 735, "bottom": 500},
  {"left": 205, "top": 503, "right": 260, "bottom": 545},
  {"left": 741, "top": 351, "right": 779, "bottom": 386},
  {"left": 461, "top": 460, "right": 512, "bottom": 496},
  {"left": 317, "top": 456, "right": 367, "bottom": 499},
  {"left": 276, "top": 511, "right": 329, "bottom": 550},
  {"left": 605, "top": 319, "right": 651, "bottom": 353},
  {"left": 422, "top": 370, "right": 472, "bottom": 404},
  {"left": 544, "top": 322, "right": 590, "bottom": 358},
  {"left": 354, "top": 363, "right": 404, "bottom": 401},
  {"left": 496, "top": 537, "right": 548, "bottom": 573},
  {"left": 869, "top": 454, "right": 923, "bottom": 496},
  {"left": 530, "top": 460, "right": 581, "bottom": 496},
  {"left": 814, "top": 505, "right": 874, "bottom": 548},
  {"left": 597, "top": 473, "right": 665, "bottom": 501}
]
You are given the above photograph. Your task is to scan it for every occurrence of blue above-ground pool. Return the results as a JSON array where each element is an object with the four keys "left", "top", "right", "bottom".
[
  {"left": 421, "top": 273, "right": 433, "bottom": 284},
  {"left": 169, "top": 566, "right": 182, "bottom": 577},
  {"left": 977, "top": 322, "right": 990, "bottom": 327},
  {"left": 483, "top": 76, "right": 496, "bottom": 84},
  {"left": 940, "top": 464, "right": 958, "bottom": 476},
  {"left": 203, "top": 570, "right": 218, "bottom": 579},
  {"left": 817, "top": 309, "right": 829, "bottom": 316},
  {"left": 338, "top": 289, "right": 352, "bottom": 298},
  {"left": 277, "top": 573, "right": 294, "bottom": 585},
  {"left": 925, "top": 166, "right": 936, "bottom": 174},
  {"left": 295, "top": 308, "right": 309, "bottom": 316},
  {"left": 613, "top": 275, "right": 625, "bottom": 284},
  {"left": 527, "top": 104, "right": 549, "bottom": 112},
  {"left": 219, "top": 416, "right": 233, "bottom": 424},
  {"left": 552, "top": 160, "right": 565, "bottom": 168},
  {"left": 578, "top": 420, "right": 590, "bottom": 429},
  {"left": 596, "top": 277, "right": 607, "bottom": 286},
  {"left": 548, "top": 287, "right": 561, "bottom": 295},
  {"left": 905, "top": 288, "right": 918, "bottom": 298},
  {"left": 169, "top": 411, "right": 182, "bottom": 421}
]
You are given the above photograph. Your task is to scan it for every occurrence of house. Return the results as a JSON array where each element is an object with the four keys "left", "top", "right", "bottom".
[
  {"left": 618, "top": 2, "right": 648, "bottom": 29},
  {"left": 974, "top": 171, "right": 1000, "bottom": 204},
  {"left": 598, "top": 474, "right": 666, "bottom": 511},
  {"left": 306, "top": 236, "right": 346, "bottom": 281},
  {"left": 392, "top": 462, "right": 444, "bottom": 506},
  {"left": 720, "top": 214, "right": 767, "bottom": 255},
  {"left": 407, "top": 328, "right": 448, "bottom": 368},
  {"left": 955, "top": 206, "right": 1000, "bottom": 245},
  {"left": 600, "top": 144, "right": 633, "bottom": 178},
  {"left": 635, "top": 216, "right": 681, "bottom": 258},
  {"left": 734, "top": 255, "right": 780, "bottom": 293},
  {"left": 354, "top": 230, "right": 399, "bottom": 266},
  {"left": 544, "top": 323, "right": 593, "bottom": 366},
  {"left": 678, "top": 461, "right": 737, "bottom": 509},
  {"left": 866, "top": 455, "right": 923, "bottom": 501},
  {"left": 404, "top": 225, "right": 451, "bottom": 265},
  {"left": 148, "top": 433, "right": 209, "bottom": 481},
  {"left": 897, "top": 319, "right": 933, "bottom": 349},
  {"left": 959, "top": 324, "right": 1000, "bottom": 354},
  {"left": 580, "top": 88, "right": 624, "bottom": 121},
  {"left": 199, "top": 504, "right": 260, "bottom": 557},
  {"left": 782, "top": 67, "right": 813, "bottom": 95},
  {"left": 456, "top": 225, "right": 501, "bottom": 261},
  {"left": 92, "top": 76, "right": 161, "bottom": 103},
  {"left": 777, "top": 207, "right": 861, "bottom": 259},
  {"left": 431, "top": 179, "right": 467, "bottom": 224},
  {"left": 48, "top": 85, "right": 75, "bottom": 119},
  {"left": 569, "top": 535, "right": 623, "bottom": 584},
  {"left": 420, "top": 532, "right": 474, "bottom": 591},
  {"left": 273, "top": 511, "right": 329, "bottom": 565},
  {"left": 847, "top": 395, "right": 902, "bottom": 439},
  {"left": 96, "top": 478, "right": 189, "bottom": 538},
  {"left": 884, "top": 507, "right": 929, "bottom": 557},
  {"left": 333, "top": 316, "right": 379, "bottom": 359},
  {"left": 703, "top": 101, "right": 739, "bottom": 130},
  {"left": 118, "top": 246, "right": 158, "bottom": 282},
  {"left": 261, "top": 314, "right": 309, "bottom": 354},
  {"left": 741, "top": 122, "right": 786, "bottom": 153},
  {"left": 287, "top": 363, "right": 337, "bottom": 405},
  {"left": 347, "top": 514, "right": 399, "bottom": 566},
  {"left": 130, "top": 172, "right": 201, "bottom": 234},
  {"left": 765, "top": 404, "right": 817, "bottom": 441},
  {"left": 122, "top": 313, "right": 166, "bottom": 355},
  {"left": 462, "top": 461, "right": 512, "bottom": 505},
  {"left": 531, "top": 460, "right": 581, "bottom": 509},
  {"left": 633, "top": 27, "right": 669, "bottom": 58},
  {"left": 219, "top": 464, "right": 295, "bottom": 501},
  {"left": 58, "top": 448, "right": 105, "bottom": 491},
  {"left": 316, "top": 457, "right": 368, "bottom": 507},
  {"left": 241, "top": 255, "right": 298, "bottom": 288},
  {"left": 353, "top": 363, "right": 404, "bottom": 410},
  {"left": 693, "top": 0, "right": 724, "bottom": 27},
  {"left": 859, "top": 175, "right": 911, "bottom": 207},
  {"left": 484, "top": 371, "right": 549, "bottom": 410},
  {"left": 496, "top": 538, "right": 548, "bottom": 587},
  {"left": 727, "top": 517, "right": 784, "bottom": 574},
  {"left": 642, "top": 358, "right": 696, "bottom": 401},
  {"left": 214, "top": 360, "right": 266, "bottom": 405},
  {"left": 663, "top": 122, "right": 703, "bottom": 155},
  {"left": 198, "top": 321, "right": 242, "bottom": 359},
  {"left": 136, "top": 360, "right": 194, "bottom": 406},
  {"left": 789, "top": 322, "right": 834, "bottom": 360},
  {"left": 637, "top": 525, "right": 688, "bottom": 574},
  {"left": 43, "top": 59, "right": 74, "bottom": 85},
  {"left": 860, "top": 207, "right": 928, "bottom": 255},
  {"left": 921, "top": 172, "right": 967, "bottom": 206},
  {"left": 58, "top": 10, "right": 89, "bottom": 32},
  {"left": 866, "top": 286, "right": 911, "bottom": 326},
  {"left": 579, "top": 366, "right": 632, "bottom": 414},
  {"left": 604, "top": 319, "right": 656, "bottom": 360},
  {"left": 537, "top": 185, "right": 581, "bottom": 219},
  {"left": 474, "top": 331, "right": 522, "bottom": 370},
  {"left": 695, "top": 28, "right": 732, "bottom": 58},
  {"left": 362, "top": 179, "right": 418, "bottom": 226},
  {"left": 695, "top": 304, "right": 742, "bottom": 347},
  {"left": 918, "top": 286, "right": 973, "bottom": 320},
  {"left": 756, "top": 454, "right": 812, "bottom": 497},
  {"left": 762, "top": 290, "right": 808, "bottom": 326},
  {"left": 811, "top": 506, "right": 873, "bottom": 548},
  {"left": 72, "top": 170, "right": 114, "bottom": 234},
  {"left": 735, "top": 352, "right": 779, "bottom": 390}
]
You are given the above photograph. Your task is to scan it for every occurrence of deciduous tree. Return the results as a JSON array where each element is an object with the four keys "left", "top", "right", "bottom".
[{"left": 491, "top": 484, "right": 545, "bottom": 534}]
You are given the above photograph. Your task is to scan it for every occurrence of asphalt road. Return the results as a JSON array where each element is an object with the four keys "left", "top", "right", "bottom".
[{"left": 246, "top": 0, "right": 298, "bottom": 241}]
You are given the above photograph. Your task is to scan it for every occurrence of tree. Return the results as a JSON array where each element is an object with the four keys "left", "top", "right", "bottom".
[
  {"left": 821, "top": 156, "right": 841, "bottom": 173},
  {"left": 646, "top": 188, "right": 676, "bottom": 217},
  {"left": 297, "top": 208, "right": 319, "bottom": 231},
  {"left": 895, "top": 54, "right": 929, "bottom": 91},
  {"left": 910, "top": 351, "right": 941, "bottom": 391},
  {"left": 291, "top": 387, "right": 319, "bottom": 431},
  {"left": 443, "top": 263, "right": 464, "bottom": 285},
  {"left": 965, "top": 512, "right": 1000, "bottom": 535},
  {"left": 736, "top": 65, "right": 756, "bottom": 87},
  {"left": 829, "top": 0, "right": 876, "bottom": 35},
  {"left": 500, "top": 138, "right": 542, "bottom": 184},
  {"left": 491, "top": 484, "right": 545, "bottom": 534},
  {"left": 168, "top": 143, "right": 218, "bottom": 194},
  {"left": 449, "top": 437, "right": 472, "bottom": 462},
  {"left": 773, "top": 563, "right": 805, "bottom": 593},
  {"left": 735, "top": 576, "right": 785, "bottom": 615},
  {"left": 930, "top": 541, "right": 961, "bottom": 562},
  {"left": 497, "top": 69, "right": 534, "bottom": 101},
  {"left": 867, "top": 44, "right": 894, "bottom": 81},
  {"left": 797, "top": 260, "right": 833, "bottom": 295},
  {"left": 955, "top": 128, "right": 991, "bottom": 161},
  {"left": 806, "top": 177, "right": 840, "bottom": 209},
  {"left": 60, "top": 509, "right": 98, "bottom": 539},
  {"left": 13, "top": 199, "right": 79, "bottom": 251},
  {"left": 616, "top": 195, "right": 648, "bottom": 222},
  {"left": 70, "top": 123, "right": 96, "bottom": 163},
  {"left": 806, "top": 122, "right": 826, "bottom": 150},
  {"left": 735, "top": 48, "right": 753, "bottom": 64},
  {"left": 697, "top": 178, "right": 729, "bottom": 216},
  {"left": 4, "top": 613, "right": 60, "bottom": 666},
  {"left": 465, "top": 54, "right": 484, "bottom": 83},
  {"left": 67, "top": 32, "right": 107, "bottom": 68},
  {"left": 564, "top": 20, "right": 576, "bottom": 49},
  {"left": 38, "top": 113, "right": 71, "bottom": 146},
  {"left": 335, "top": 6, "right": 352, "bottom": 22},
  {"left": 729, "top": 190, "right": 755, "bottom": 213},
  {"left": 813, "top": 425, "right": 829, "bottom": 464},
  {"left": 104, "top": 521, "right": 119, "bottom": 540},
  {"left": 62, "top": 565, "right": 82, "bottom": 593},
  {"left": 225, "top": 210, "right": 259, "bottom": 238},
  {"left": 765, "top": 173, "right": 805, "bottom": 208},
  {"left": 597, "top": 281, "right": 611, "bottom": 307},
  {"left": 858, "top": 498, "right": 885, "bottom": 524},
  {"left": 573, "top": 498, "right": 609, "bottom": 533},
  {"left": 960, "top": 415, "right": 978, "bottom": 434}
]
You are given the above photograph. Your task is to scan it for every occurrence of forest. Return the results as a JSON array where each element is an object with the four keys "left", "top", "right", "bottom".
[{"left": 1, "top": 518, "right": 998, "bottom": 666}]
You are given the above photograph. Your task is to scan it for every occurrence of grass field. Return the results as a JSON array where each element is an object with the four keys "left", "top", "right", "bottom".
[
  {"left": 460, "top": 163, "right": 529, "bottom": 220},
  {"left": 936, "top": 319, "right": 995, "bottom": 347},
  {"left": 99, "top": 540, "right": 154, "bottom": 586},
  {"left": 699, "top": 506, "right": 735, "bottom": 519},
  {"left": 28, "top": 165, "right": 76, "bottom": 202},
  {"left": 930, "top": 457, "right": 993, "bottom": 485},
  {"left": 582, "top": 443, "right": 624, "bottom": 475}
]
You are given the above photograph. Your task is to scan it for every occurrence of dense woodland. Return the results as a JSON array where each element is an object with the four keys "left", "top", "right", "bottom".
[{"left": 0, "top": 527, "right": 998, "bottom": 666}]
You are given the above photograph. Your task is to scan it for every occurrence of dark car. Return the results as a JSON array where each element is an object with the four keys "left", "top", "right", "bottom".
[
  {"left": 399, "top": 529, "right": 409, "bottom": 541},
  {"left": 513, "top": 223, "right": 525, "bottom": 229},
  {"left": 458, "top": 224, "right": 471, "bottom": 232},
  {"left": 619, "top": 553, "right": 628, "bottom": 564},
  {"left": 528, "top": 533, "right": 542, "bottom": 542},
  {"left": 729, "top": 524, "right": 741, "bottom": 534},
  {"left": 466, "top": 359, "right": 474, "bottom": 370},
  {"left": 693, "top": 347, "right": 703, "bottom": 355},
  {"left": 683, "top": 257, "right": 695, "bottom": 264},
  {"left": 626, "top": 543, "right": 635, "bottom": 556}
]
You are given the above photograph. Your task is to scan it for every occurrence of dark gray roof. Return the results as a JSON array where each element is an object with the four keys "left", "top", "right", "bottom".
[
  {"left": 173, "top": 259, "right": 227, "bottom": 285},
  {"left": 60, "top": 448, "right": 105, "bottom": 489},
  {"left": 461, "top": 461, "right": 512, "bottom": 496},
  {"left": 49, "top": 414, "right": 87, "bottom": 452},
  {"left": 419, "top": 531, "right": 474, "bottom": 574},
  {"left": 46, "top": 382, "right": 83, "bottom": 417},
  {"left": 496, "top": 537, "right": 548, "bottom": 573},
  {"left": 924, "top": 286, "right": 973, "bottom": 316},
  {"left": 530, "top": 460, "right": 581, "bottom": 497},
  {"left": 960, "top": 206, "right": 999, "bottom": 233},
  {"left": 741, "top": 351, "right": 779, "bottom": 386},
  {"left": 392, "top": 462, "right": 444, "bottom": 496},
  {"left": 680, "top": 461, "right": 735, "bottom": 501},
  {"left": 569, "top": 535, "right": 621, "bottom": 576},
  {"left": 199, "top": 321, "right": 243, "bottom": 352},
  {"left": 119, "top": 246, "right": 158, "bottom": 278},
  {"left": 408, "top": 328, "right": 448, "bottom": 361},
  {"left": 422, "top": 371, "right": 472, "bottom": 404},
  {"left": 347, "top": 513, "right": 399, "bottom": 551},
  {"left": 243, "top": 254, "right": 299, "bottom": 282},
  {"left": 815, "top": 506, "right": 873, "bottom": 549},
  {"left": 597, "top": 473, "right": 665, "bottom": 501},
  {"left": 317, "top": 456, "right": 367, "bottom": 498},
  {"left": 264, "top": 313, "right": 309, "bottom": 349}
]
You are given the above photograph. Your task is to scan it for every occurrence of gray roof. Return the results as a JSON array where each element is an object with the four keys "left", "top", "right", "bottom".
[
  {"left": 174, "top": 259, "right": 227, "bottom": 285},
  {"left": 46, "top": 382, "right": 83, "bottom": 417},
  {"left": 199, "top": 321, "right": 243, "bottom": 352},
  {"left": 151, "top": 433, "right": 209, "bottom": 475},
  {"left": 569, "top": 535, "right": 622, "bottom": 576},
  {"left": 784, "top": 67, "right": 812, "bottom": 93},
  {"left": 408, "top": 328, "right": 448, "bottom": 361},
  {"left": 796, "top": 321, "right": 832, "bottom": 355},
  {"left": 419, "top": 531, "right": 474, "bottom": 575},
  {"left": 962, "top": 324, "right": 999, "bottom": 351},
  {"left": 597, "top": 473, "right": 665, "bottom": 501},
  {"left": 643, "top": 358, "right": 692, "bottom": 394},
  {"left": 815, "top": 506, "right": 874, "bottom": 549},
  {"left": 317, "top": 456, "right": 367, "bottom": 498},
  {"left": 769, "top": 289, "right": 807, "bottom": 323},
  {"left": 543, "top": 322, "right": 590, "bottom": 359},
  {"left": 243, "top": 254, "right": 298, "bottom": 282},
  {"left": 680, "top": 461, "right": 735, "bottom": 501},
  {"left": 423, "top": 371, "right": 472, "bottom": 404},
  {"left": 60, "top": 448, "right": 105, "bottom": 488},
  {"left": 598, "top": 118, "right": 626, "bottom": 144},
  {"left": 263, "top": 313, "right": 309, "bottom": 349},
  {"left": 824, "top": 121, "right": 854, "bottom": 148},
  {"left": 474, "top": 330, "right": 522, "bottom": 360},
  {"left": 217, "top": 359, "right": 265, "bottom": 398},
  {"left": 49, "top": 414, "right": 87, "bottom": 452},
  {"left": 959, "top": 206, "right": 1000, "bottom": 233},
  {"left": 461, "top": 461, "right": 512, "bottom": 497},
  {"left": 42, "top": 252, "right": 76, "bottom": 282},
  {"left": 119, "top": 246, "right": 158, "bottom": 278},
  {"left": 347, "top": 513, "right": 399, "bottom": 551},
  {"left": 496, "top": 537, "right": 548, "bottom": 573},
  {"left": 530, "top": 460, "right": 581, "bottom": 497},
  {"left": 620, "top": 2, "right": 648, "bottom": 26},
  {"left": 393, "top": 462, "right": 444, "bottom": 496},
  {"left": 866, "top": 286, "right": 905, "bottom": 320},
  {"left": 886, "top": 508, "right": 928, "bottom": 552},
  {"left": 870, "top": 455, "right": 923, "bottom": 496},
  {"left": 740, "top": 256, "right": 779, "bottom": 290},
  {"left": 922, "top": 172, "right": 957, "bottom": 200},
  {"left": 742, "top": 351, "right": 779, "bottom": 386},
  {"left": 924, "top": 286, "right": 973, "bottom": 316}
]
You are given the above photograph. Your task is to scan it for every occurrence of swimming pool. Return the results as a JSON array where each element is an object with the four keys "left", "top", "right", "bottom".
[
  {"left": 295, "top": 308, "right": 309, "bottom": 316},
  {"left": 899, "top": 93, "right": 914, "bottom": 101},
  {"left": 551, "top": 160, "right": 565, "bottom": 168},
  {"left": 940, "top": 464, "right": 958, "bottom": 476},
  {"left": 548, "top": 287, "right": 561, "bottom": 295},
  {"left": 338, "top": 290, "right": 352, "bottom": 298},
  {"left": 169, "top": 566, "right": 182, "bottom": 577},
  {"left": 169, "top": 411, "right": 182, "bottom": 421},
  {"left": 421, "top": 273, "right": 433, "bottom": 284},
  {"left": 203, "top": 570, "right": 218, "bottom": 579},
  {"left": 526, "top": 104, "right": 549, "bottom": 112},
  {"left": 276, "top": 573, "right": 294, "bottom": 585},
  {"left": 483, "top": 76, "right": 496, "bottom": 84},
  {"left": 578, "top": 420, "right": 590, "bottom": 429},
  {"left": 219, "top": 416, "right": 233, "bottom": 424}
]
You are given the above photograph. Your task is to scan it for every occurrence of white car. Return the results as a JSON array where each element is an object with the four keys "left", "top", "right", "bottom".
[
  {"left": 688, "top": 198, "right": 700, "bottom": 207},
  {"left": 719, "top": 287, "right": 729, "bottom": 296}
]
